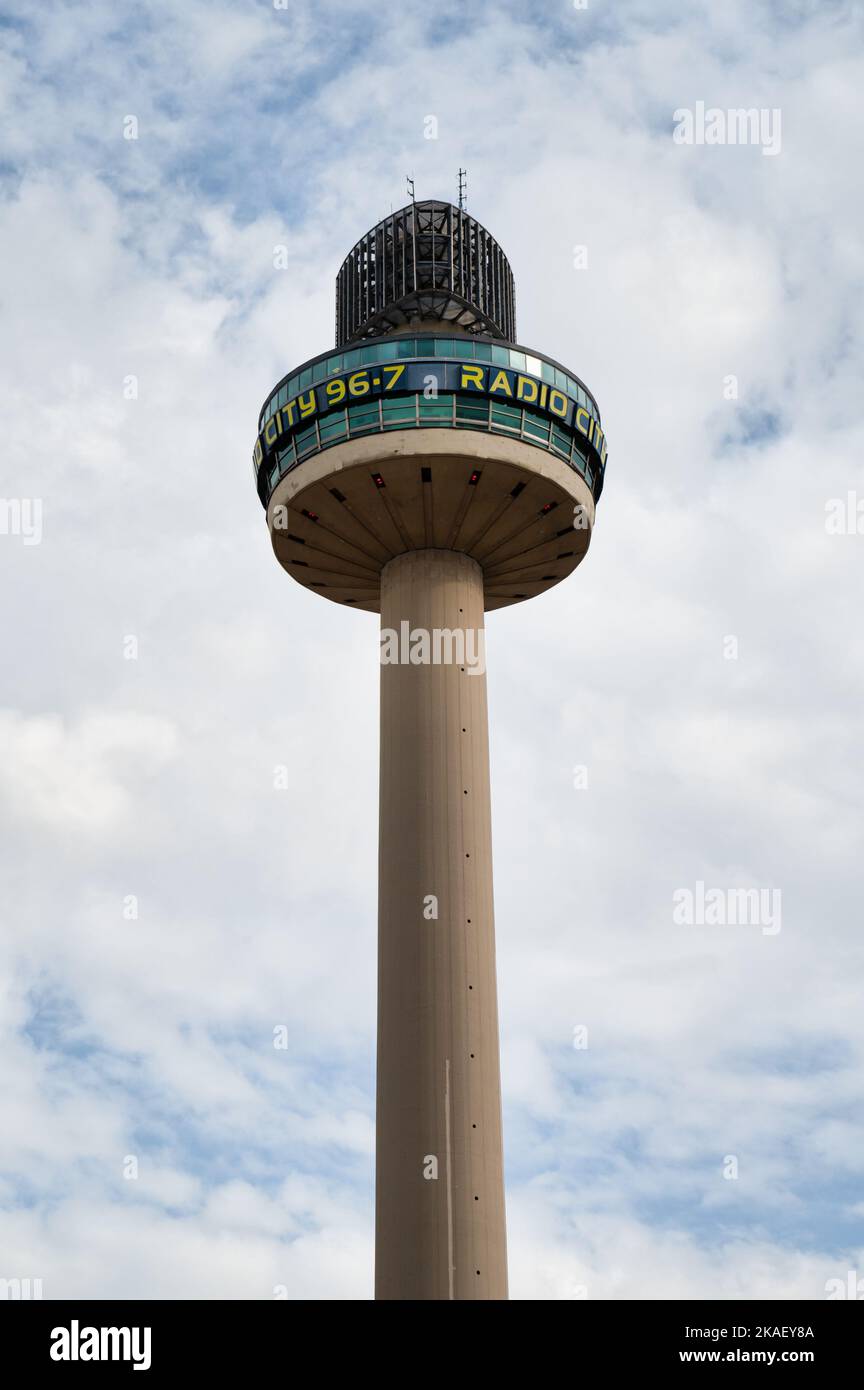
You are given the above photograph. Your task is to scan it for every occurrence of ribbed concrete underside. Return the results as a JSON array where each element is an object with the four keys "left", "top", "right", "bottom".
[{"left": 266, "top": 429, "right": 594, "bottom": 612}]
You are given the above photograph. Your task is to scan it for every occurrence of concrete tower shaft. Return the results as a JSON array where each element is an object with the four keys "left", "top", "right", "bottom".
[{"left": 376, "top": 550, "right": 507, "bottom": 1300}]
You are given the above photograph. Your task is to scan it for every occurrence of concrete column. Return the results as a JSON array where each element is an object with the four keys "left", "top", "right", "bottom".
[{"left": 375, "top": 548, "right": 508, "bottom": 1300}]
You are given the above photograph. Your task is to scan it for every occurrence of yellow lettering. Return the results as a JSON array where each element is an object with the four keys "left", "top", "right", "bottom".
[
  {"left": 461, "top": 365, "right": 485, "bottom": 391},
  {"left": 516, "top": 375, "right": 538, "bottom": 403},
  {"left": 489, "top": 370, "right": 512, "bottom": 396},
  {"left": 283, "top": 399, "right": 297, "bottom": 428},
  {"left": 575, "top": 407, "right": 590, "bottom": 437},
  {"left": 548, "top": 389, "right": 567, "bottom": 418},
  {"left": 538, "top": 384, "right": 548, "bottom": 408},
  {"left": 264, "top": 416, "right": 278, "bottom": 447}
]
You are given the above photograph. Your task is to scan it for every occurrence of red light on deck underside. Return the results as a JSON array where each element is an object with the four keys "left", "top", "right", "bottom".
[{"left": 372, "top": 473, "right": 386, "bottom": 489}]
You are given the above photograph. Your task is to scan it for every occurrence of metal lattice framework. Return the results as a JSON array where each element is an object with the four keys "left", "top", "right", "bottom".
[{"left": 335, "top": 200, "right": 516, "bottom": 346}]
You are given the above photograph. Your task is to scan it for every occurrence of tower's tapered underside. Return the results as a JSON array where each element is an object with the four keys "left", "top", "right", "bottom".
[{"left": 376, "top": 549, "right": 507, "bottom": 1300}]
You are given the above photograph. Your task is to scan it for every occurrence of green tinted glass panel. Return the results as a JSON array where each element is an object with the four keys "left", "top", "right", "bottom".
[
  {"left": 491, "top": 346, "right": 510, "bottom": 366},
  {"left": 452, "top": 339, "right": 474, "bottom": 358},
  {"left": 509, "top": 351, "right": 526, "bottom": 371},
  {"left": 490, "top": 403, "right": 520, "bottom": 429},
  {"left": 295, "top": 426, "right": 317, "bottom": 456},
  {"left": 473, "top": 341, "right": 493, "bottom": 362},
  {"left": 381, "top": 399, "right": 415, "bottom": 423},
  {"left": 311, "top": 360, "right": 327, "bottom": 384},
  {"left": 540, "top": 360, "right": 555, "bottom": 383},
  {"left": 455, "top": 402, "right": 488, "bottom": 423},
  {"left": 554, "top": 369, "right": 568, "bottom": 392},
  {"left": 394, "top": 338, "right": 416, "bottom": 358},
  {"left": 298, "top": 368, "right": 312, "bottom": 390},
  {"left": 551, "top": 427, "right": 571, "bottom": 457},
  {"left": 418, "top": 395, "right": 453, "bottom": 420},
  {"left": 347, "top": 402, "right": 379, "bottom": 430},
  {"left": 319, "top": 416, "right": 347, "bottom": 440},
  {"left": 415, "top": 338, "right": 436, "bottom": 356},
  {"left": 524, "top": 415, "right": 550, "bottom": 441}
]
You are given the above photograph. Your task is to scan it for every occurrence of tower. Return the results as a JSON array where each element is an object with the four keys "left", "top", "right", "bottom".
[{"left": 252, "top": 198, "right": 607, "bottom": 1300}]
